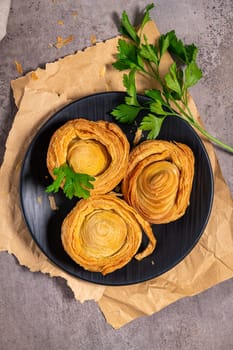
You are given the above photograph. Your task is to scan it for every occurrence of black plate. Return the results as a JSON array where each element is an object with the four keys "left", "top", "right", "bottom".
[{"left": 20, "top": 92, "right": 214, "bottom": 286}]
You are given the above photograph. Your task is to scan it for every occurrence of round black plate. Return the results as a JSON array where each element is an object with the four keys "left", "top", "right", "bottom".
[{"left": 20, "top": 92, "right": 214, "bottom": 286}]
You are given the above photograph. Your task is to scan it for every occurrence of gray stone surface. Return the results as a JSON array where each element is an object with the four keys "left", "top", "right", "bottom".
[{"left": 0, "top": 0, "right": 232, "bottom": 349}]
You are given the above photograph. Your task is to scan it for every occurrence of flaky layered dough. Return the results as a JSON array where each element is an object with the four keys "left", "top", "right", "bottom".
[
  {"left": 122, "top": 140, "right": 195, "bottom": 224},
  {"left": 61, "top": 194, "right": 156, "bottom": 275},
  {"left": 47, "top": 118, "right": 130, "bottom": 194}
]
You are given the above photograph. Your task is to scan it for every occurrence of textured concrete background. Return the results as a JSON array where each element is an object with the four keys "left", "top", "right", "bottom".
[{"left": 0, "top": 0, "right": 233, "bottom": 349}]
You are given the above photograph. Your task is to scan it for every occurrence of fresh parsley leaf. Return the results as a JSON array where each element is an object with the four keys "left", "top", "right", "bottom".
[
  {"left": 158, "top": 33, "right": 170, "bottom": 58},
  {"left": 184, "top": 61, "right": 202, "bottom": 88},
  {"left": 164, "top": 30, "right": 199, "bottom": 65},
  {"left": 164, "top": 62, "right": 182, "bottom": 97},
  {"left": 120, "top": 4, "right": 154, "bottom": 44},
  {"left": 111, "top": 70, "right": 142, "bottom": 123},
  {"left": 120, "top": 10, "right": 140, "bottom": 44},
  {"left": 116, "top": 39, "right": 136, "bottom": 60},
  {"left": 45, "top": 163, "right": 95, "bottom": 200},
  {"left": 123, "top": 70, "right": 140, "bottom": 106},
  {"left": 185, "top": 44, "right": 198, "bottom": 63},
  {"left": 46, "top": 167, "right": 66, "bottom": 193},
  {"left": 137, "top": 53, "right": 145, "bottom": 70},
  {"left": 145, "top": 89, "right": 165, "bottom": 104},
  {"left": 113, "top": 39, "right": 143, "bottom": 71},
  {"left": 164, "top": 30, "right": 187, "bottom": 64},
  {"left": 112, "top": 60, "right": 131, "bottom": 71},
  {"left": 149, "top": 101, "right": 167, "bottom": 115},
  {"left": 141, "top": 3, "right": 155, "bottom": 30},
  {"left": 111, "top": 104, "right": 141, "bottom": 123},
  {"left": 64, "top": 171, "right": 94, "bottom": 199},
  {"left": 140, "top": 114, "right": 165, "bottom": 139},
  {"left": 140, "top": 40, "right": 158, "bottom": 65}
]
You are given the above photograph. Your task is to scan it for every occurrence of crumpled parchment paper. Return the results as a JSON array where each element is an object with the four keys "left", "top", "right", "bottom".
[{"left": 0, "top": 21, "right": 232, "bottom": 329}]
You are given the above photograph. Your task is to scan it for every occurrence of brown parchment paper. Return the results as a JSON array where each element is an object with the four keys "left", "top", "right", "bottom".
[{"left": 0, "top": 21, "right": 232, "bottom": 329}]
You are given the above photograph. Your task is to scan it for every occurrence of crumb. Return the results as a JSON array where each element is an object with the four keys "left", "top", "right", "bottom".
[
  {"left": 90, "top": 34, "right": 97, "bottom": 45},
  {"left": 151, "top": 260, "right": 155, "bottom": 265},
  {"left": 109, "top": 191, "right": 123, "bottom": 197},
  {"left": 37, "top": 196, "right": 42, "bottom": 204},
  {"left": 31, "top": 72, "right": 38, "bottom": 80},
  {"left": 57, "top": 19, "right": 64, "bottom": 25},
  {"left": 14, "top": 60, "right": 23, "bottom": 74},
  {"left": 54, "top": 35, "right": 74, "bottom": 49},
  {"left": 48, "top": 195, "right": 59, "bottom": 210},
  {"left": 71, "top": 11, "right": 78, "bottom": 18},
  {"left": 133, "top": 128, "right": 143, "bottom": 145}
]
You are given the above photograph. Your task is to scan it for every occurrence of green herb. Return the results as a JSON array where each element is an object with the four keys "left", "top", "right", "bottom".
[
  {"left": 111, "top": 70, "right": 142, "bottom": 123},
  {"left": 45, "top": 163, "right": 95, "bottom": 199},
  {"left": 111, "top": 3, "right": 233, "bottom": 154}
]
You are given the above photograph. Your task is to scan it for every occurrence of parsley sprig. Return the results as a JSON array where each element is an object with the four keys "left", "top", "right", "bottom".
[
  {"left": 112, "top": 3, "right": 233, "bottom": 153},
  {"left": 46, "top": 163, "right": 95, "bottom": 199}
]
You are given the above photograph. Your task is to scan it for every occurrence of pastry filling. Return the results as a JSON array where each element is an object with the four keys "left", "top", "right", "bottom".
[
  {"left": 137, "top": 160, "right": 180, "bottom": 214},
  {"left": 67, "top": 139, "right": 110, "bottom": 176},
  {"left": 78, "top": 210, "right": 127, "bottom": 258}
]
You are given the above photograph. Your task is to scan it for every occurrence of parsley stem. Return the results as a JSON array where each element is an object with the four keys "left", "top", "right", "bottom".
[
  {"left": 167, "top": 96, "right": 233, "bottom": 153},
  {"left": 180, "top": 89, "right": 194, "bottom": 121},
  {"left": 190, "top": 121, "right": 233, "bottom": 154},
  {"left": 138, "top": 65, "right": 164, "bottom": 89},
  {"left": 143, "top": 104, "right": 180, "bottom": 118},
  {"left": 168, "top": 96, "right": 192, "bottom": 122},
  {"left": 148, "top": 63, "right": 164, "bottom": 88},
  {"left": 140, "top": 69, "right": 158, "bottom": 81},
  {"left": 184, "top": 102, "right": 194, "bottom": 121}
]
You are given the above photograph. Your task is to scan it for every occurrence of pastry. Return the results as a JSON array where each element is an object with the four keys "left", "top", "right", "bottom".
[
  {"left": 61, "top": 194, "right": 156, "bottom": 275},
  {"left": 122, "top": 140, "right": 195, "bottom": 224},
  {"left": 46, "top": 118, "right": 130, "bottom": 195}
]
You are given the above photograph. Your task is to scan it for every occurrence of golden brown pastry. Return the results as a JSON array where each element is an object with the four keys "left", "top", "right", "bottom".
[
  {"left": 61, "top": 194, "right": 156, "bottom": 275},
  {"left": 47, "top": 118, "right": 130, "bottom": 195},
  {"left": 122, "top": 140, "right": 195, "bottom": 224}
]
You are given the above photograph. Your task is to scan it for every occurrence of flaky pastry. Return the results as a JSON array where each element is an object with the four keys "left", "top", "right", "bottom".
[
  {"left": 122, "top": 140, "right": 195, "bottom": 224},
  {"left": 61, "top": 194, "right": 156, "bottom": 275},
  {"left": 47, "top": 118, "right": 130, "bottom": 195}
]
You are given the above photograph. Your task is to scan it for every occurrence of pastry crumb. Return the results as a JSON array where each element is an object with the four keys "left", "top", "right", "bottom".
[
  {"left": 14, "top": 60, "right": 23, "bottom": 74},
  {"left": 109, "top": 191, "right": 123, "bottom": 197},
  {"left": 31, "top": 72, "right": 39, "bottom": 80},
  {"left": 133, "top": 128, "right": 143, "bottom": 145},
  {"left": 54, "top": 35, "right": 74, "bottom": 49},
  {"left": 48, "top": 195, "right": 59, "bottom": 210},
  {"left": 37, "top": 196, "right": 42, "bottom": 204},
  {"left": 71, "top": 11, "right": 78, "bottom": 18},
  {"left": 57, "top": 19, "right": 64, "bottom": 25},
  {"left": 90, "top": 34, "right": 97, "bottom": 45}
]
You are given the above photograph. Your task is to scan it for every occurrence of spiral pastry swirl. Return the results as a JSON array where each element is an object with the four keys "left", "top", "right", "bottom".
[
  {"left": 122, "top": 140, "right": 195, "bottom": 224},
  {"left": 61, "top": 194, "right": 156, "bottom": 275},
  {"left": 47, "top": 118, "right": 129, "bottom": 195}
]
